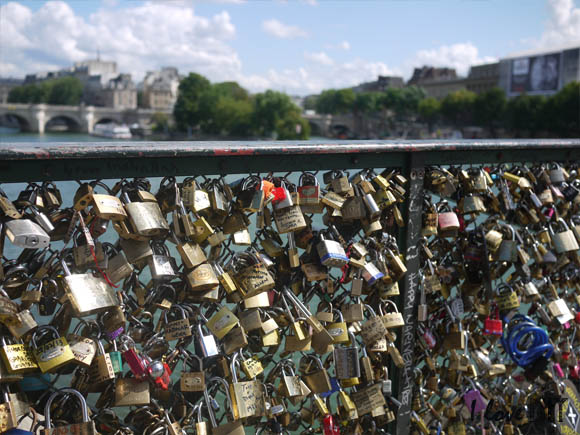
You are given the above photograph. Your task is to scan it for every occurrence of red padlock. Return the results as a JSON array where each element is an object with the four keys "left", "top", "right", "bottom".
[
  {"left": 570, "top": 364, "right": 580, "bottom": 380},
  {"left": 147, "top": 359, "right": 172, "bottom": 390},
  {"left": 483, "top": 305, "right": 503, "bottom": 336},
  {"left": 323, "top": 414, "right": 340, "bottom": 435},
  {"left": 574, "top": 311, "right": 580, "bottom": 324}
]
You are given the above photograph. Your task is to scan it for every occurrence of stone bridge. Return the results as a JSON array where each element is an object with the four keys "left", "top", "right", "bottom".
[
  {"left": 0, "top": 103, "right": 172, "bottom": 134},
  {"left": 302, "top": 112, "right": 355, "bottom": 137}
]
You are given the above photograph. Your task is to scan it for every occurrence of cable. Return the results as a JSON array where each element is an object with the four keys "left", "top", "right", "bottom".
[{"left": 501, "top": 314, "right": 553, "bottom": 367}]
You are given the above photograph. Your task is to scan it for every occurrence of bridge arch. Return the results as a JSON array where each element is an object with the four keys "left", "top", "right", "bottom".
[
  {"left": 308, "top": 121, "right": 322, "bottom": 137},
  {"left": 45, "top": 115, "right": 82, "bottom": 133},
  {"left": 0, "top": 113, "right": 31, "bottom": 132},
  {"left": 95, "top": 117, "right": 122, "bottom": 126}
]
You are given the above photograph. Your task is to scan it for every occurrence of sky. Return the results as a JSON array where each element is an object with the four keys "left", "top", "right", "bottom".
[{"left": 1, "top": 0, "right": 579, "bottom": 95}]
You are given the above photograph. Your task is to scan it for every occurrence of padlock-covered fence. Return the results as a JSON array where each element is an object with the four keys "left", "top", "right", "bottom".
[{"left": 0, "top": 139, "right": 579, "bottom": 435}]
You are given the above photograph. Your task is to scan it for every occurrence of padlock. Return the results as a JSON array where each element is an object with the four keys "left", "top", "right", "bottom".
[
  {"left": 162, "top": 305, "right": 192, "bottom": 341},
  {"left": 437, "top": 201, "right": 460, "bottom": 237},
  {"left": 380, "top": 300, "right": 405, "bottom": 329},
  {"left": 334, "top": 332, "right": 361, "bottom": 380},
  {"left": 5, "top": 220, "right": 50, "bottom": 249},
  {"left": 0, "top": 336, "right": 37, "bottom": 375},
  {"left": 186, "top": 263, "right": 219, "bottom": 292},
  {"left": 229, "top": 353, "right": 266, "bottom": 419},
  {"left": 41, "top": 388, "right": 97, "bottom": 434},
  {"left": 122, "top": 187, "right": 169, "bottom": 237},
  {"left": 60, "top": 257, "right": 118, "bottom": 316},
  {"left": 148, "top": 241, "right": 177, "bottom": 281},
  {"left": 197, "top": 321, "right": 219, "bottom": 358},
  {"left": 317, "top": 232, "right": 349, "bottom": 268},
  {"left": 549, "top": 218, "right": 579, "bottom": 253},
  {"left": 88, "top": 339, "right": 116, "bottom": 390},
  {"left": 302, "top": 355, "right": 332, "bottom": 394},
  {"left": 114, "top": 377, "right": 150, "bottom": 406},
  {"left": 31, "top": 326, "right": 75, "bottom": 373},
  {"left": 483, "top": 304, "right": 503, "bottom": 336}
]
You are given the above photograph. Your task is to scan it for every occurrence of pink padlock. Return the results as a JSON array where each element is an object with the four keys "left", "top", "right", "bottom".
[
  {"left": 464, "top": 389, "right": 487, "bottom": 414},
  {"left": 553, "top": 362, "right": 564, "bottom": 378}
]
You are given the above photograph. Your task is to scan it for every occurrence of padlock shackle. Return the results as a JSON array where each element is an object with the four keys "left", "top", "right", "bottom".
[{"left": 44, "top": 388, "right": 90, "bottom": 429}]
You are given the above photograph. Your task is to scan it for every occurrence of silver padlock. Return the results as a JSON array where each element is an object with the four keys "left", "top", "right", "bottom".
[
  {"left": 333, "top": 332, "right": 361, "bottom": 379},
  {"left": 29, "top": 205, "right": 54, "bottom": 234},
  {"left": 549, "top": 218, "right": 579, "bottom": 253},
  {"left": 148, "top": 242, "right": 177, "bottom": 281},
  {"left": 5, "top": 219, "right": 50, "bottom": 249},
  {"left": 317, "top": 233, "right": 348, "bottom": 268},
  {"left": 197, "top": 320, "right": 219, "bottom": 358}
]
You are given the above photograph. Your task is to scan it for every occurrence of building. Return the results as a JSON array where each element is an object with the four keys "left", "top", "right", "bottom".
[
  {"left": 498, "top": 44, "right": 580, "bottom": 97},
  {"left": 73, "top": 59, "right": 118, "bottom": 85},
  {"left": 407, "top": 66, "right": 466, "bottom": 99},
  {"left": 465, "top": 62, "right": 500, "bottom": 94},
  {"left": 141, "top": 67, "right": 181, "bottom": 110},
  {"left": 0, "top": 78, "right": 23, "bottom": 103},
  {"left": 351, "top": 75, "right": 405, "bottom": 93},
  {"left": 84, "top": 73, "right": 137, "bottom": 109},
  {"left": 21, "top": 57, "right": 136, "bottom": 109}
]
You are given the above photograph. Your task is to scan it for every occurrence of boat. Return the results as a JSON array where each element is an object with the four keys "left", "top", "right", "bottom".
[{"left": 91, "top": 123, "right": 132, "bottom": 139}]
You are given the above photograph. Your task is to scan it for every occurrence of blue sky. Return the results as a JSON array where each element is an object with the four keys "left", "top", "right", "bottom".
[{"left": 2, "top": 0, "right": 579, "bottom": 95}]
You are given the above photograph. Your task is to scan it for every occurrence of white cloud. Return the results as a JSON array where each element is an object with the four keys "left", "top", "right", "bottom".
[
  {"left": 240, "top": 58, "right": 400, "bottom": 95},
  {"left": 326, "top": 41, "right": 351, "bottom": 51},
  {"left": 408, "top": 42, "right": 497, "bottom": 77},
  {"left": 0, "top": 1, "right": 239, "bottom": 81},
  {"left": 301, "top": 0, "right": 318, "bottom": 5},
  {"left": 262, "top": 19, "right": 308, "bottom": 39},
  {"left": 537, "top": 0, "right": 580, "bottom": 47},
  {"left": 339, "top": 41, "right": 351, "bottom": 51},
  {"left": 304, "top": 51, "right": 334, "bottom": 66}
]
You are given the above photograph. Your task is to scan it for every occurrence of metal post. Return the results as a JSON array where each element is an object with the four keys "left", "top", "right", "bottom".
[{"left": 396, "top": 152, "right": 425, "bottom": 435}]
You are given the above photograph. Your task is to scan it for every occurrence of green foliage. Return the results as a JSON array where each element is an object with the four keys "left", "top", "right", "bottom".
[
  {"left": 303, "top": 95, "right": 318, "bottom": 111},
  {"left": 473, "top": 87, "right": 506, "bottom": 135},
  {"left": 377, "top": 86, "right": 425, "bottom": 119},
  {"left": 252, "top": 90, "right": 303, "bottom": 137},
  {"left": 353, "top": 93, "right": 377, "bottom": 115},
  {"left": 441, "top": 89, "right": 477, "bottom": 128},
  {"left": 315, "top": 89, "right": 355, "bottom": 114},
  {"left": 275, "top": 111, "right": 310, "bottom": 140},
  {"left": 418, "top": 97, "right": 441, "bottom": 131},
  {"left": 8, "top": 77, "right": 82, "bottom": 105},
  {"left": 47, "top": 77, "right": 83, "bottom": 105},
  {"left": 173, "top": 74, "right": 309, "bottom": 139},
  {"left": 506, "top": 94, "right": 546, "bottom": 136},
  {"left": 173, "top": 73, "right": 211, "bottom": 131},
  {"left": 548, "top": 82, "right": 580, "bottom": 137},
  {"left": 151, "top": 112, "right": 170, "bottom": 133}
]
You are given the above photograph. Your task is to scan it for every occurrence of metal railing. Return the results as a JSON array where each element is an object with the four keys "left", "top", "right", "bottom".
[{"left": 1, "top": 138, "right": 579, "bottom": 434}]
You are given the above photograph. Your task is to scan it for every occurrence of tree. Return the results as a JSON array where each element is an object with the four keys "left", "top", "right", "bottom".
[
  {"left": 441, "top": 89, "right": 476, "bottom": 128},
  {"left": 275, "top": 111, "right": 310, "bottom": 140},
  {"left": 47, "top": 77, "right": 83, "bottom": 105},
  {"left": 315, "top": 89, "right": 355, "bottom": 114},
  {"left": 213, "top": 97, "right": 254, "bottom": 137},
  {"left": 353, "top": 93, "right": 377, "bottom": 137},
  {"left": 252, "top": 90, "right": 300, "bottom": 137},
  {"left": 198, "top": 81, "right": 251, "bottom": 134},
  {"left": 548, "top": 81, "right": 580, "bottom": 137},
  {"left": 173, "top": 73, "right": 211, "bottom": 132},
  {"left": 473, "top": 87, "right": 507, "bottom": 137},
  {"left": 506, "top": 94, "right": 546, "bottom": 137},
  {"left": 151, "top": 112, "right": 170, "bottom": 133},
  {"left": 418, "top": 97, "right": 441, "bottom": 132}
]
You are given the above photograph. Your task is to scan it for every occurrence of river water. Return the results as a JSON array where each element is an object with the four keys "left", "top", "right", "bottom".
[{"left": 0, "top": 127, "right": 126, "bottom": 143}]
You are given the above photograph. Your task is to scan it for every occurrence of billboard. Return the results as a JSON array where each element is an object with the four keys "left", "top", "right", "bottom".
[{"left": 510, "top": 52, "right": 561, "bottom": 94}]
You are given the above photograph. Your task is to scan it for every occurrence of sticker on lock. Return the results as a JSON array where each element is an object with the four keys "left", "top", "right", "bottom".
[{"left": 38, "top": 345, "right": 64, "bottom": 362}]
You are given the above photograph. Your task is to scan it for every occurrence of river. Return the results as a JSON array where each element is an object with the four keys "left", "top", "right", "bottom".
[{"left": 0, "top": 126, "right": 127, "bottom": 143}]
